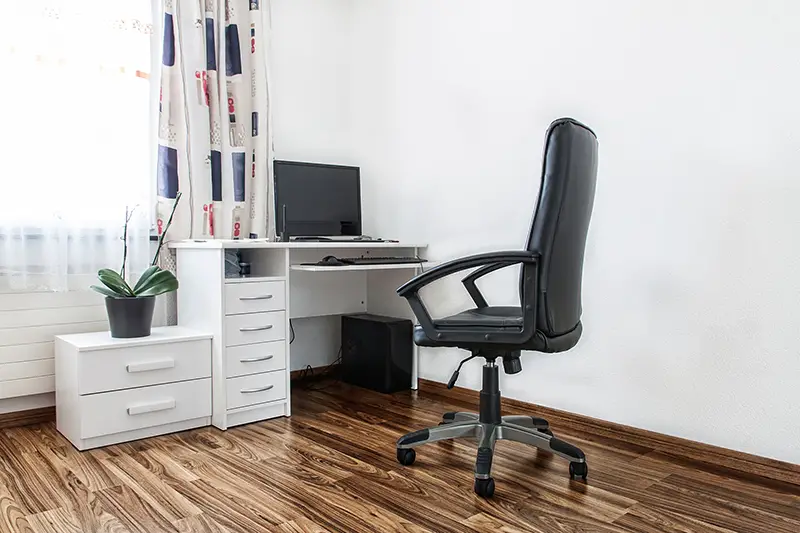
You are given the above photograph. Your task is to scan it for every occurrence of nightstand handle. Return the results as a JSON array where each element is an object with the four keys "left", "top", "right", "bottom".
[
  {"left": 239, "top": 294, "right": 273, "bottom": 301},
  {"left": 126, "top": 399, "right": 176, "bottom": 416},
  {"left": 241, "top": 384, "right": 274, "bottom": 394},
  {"left": 240, "top": 355, "right": 274, "bottom": 363},
  {"left": 239, "top": 325, "right": 273, "bottom": 332},
  {"left": 126, "top": 359, "right": 175, "bottom": 373}
]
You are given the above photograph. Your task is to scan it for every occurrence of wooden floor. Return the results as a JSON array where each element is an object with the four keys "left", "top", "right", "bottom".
[{"left": 1, "top": 382, "right": 798, "bottom": 533}]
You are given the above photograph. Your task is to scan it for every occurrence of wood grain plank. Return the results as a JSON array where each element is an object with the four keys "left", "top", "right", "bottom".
[
  {"left": 279, "top": 517, "right": 333, "bottom": 533},
  {"left": 613, "top": 504, "right": 739, "bottom": 533},
  {"left": 635, "top": 473, "right": 800, "bottom": 533},
  {"left": 93, "top": 485, "right": 177, "bottom": 533},
  {"left": 0, "top": 483, "right": 34, "bottom": 533},
  {"left": 173, "top": 514, "right": 234, "bottom": 533},
  {"left": 25, "top": 507, "right": 82, "bottom": 533},
  {"left": 0, "top": 446, "right": 61, "bottom": 515},
  {"left": 102, "top": 454, "right": 201, "bottom": 523}
]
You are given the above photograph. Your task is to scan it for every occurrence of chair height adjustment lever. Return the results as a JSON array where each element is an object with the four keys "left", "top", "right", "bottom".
[
  {"left": 448, "top": 354, "right": 477, "bottom": 389},
  {"left": 447, "top": 371, "right": 460, "bottom": 389}
]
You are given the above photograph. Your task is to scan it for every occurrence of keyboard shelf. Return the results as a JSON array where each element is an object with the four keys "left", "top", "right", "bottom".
[{"left": 290, "top": 263, "right": 424, "bottom": 273}]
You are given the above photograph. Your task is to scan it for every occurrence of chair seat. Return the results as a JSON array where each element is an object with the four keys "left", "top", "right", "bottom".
[
  {"left": 413, "top": 305, "right": 583, "bottom": 354},
  {"left": 434, "top": 306, "right": 524, "bottom": 328}
]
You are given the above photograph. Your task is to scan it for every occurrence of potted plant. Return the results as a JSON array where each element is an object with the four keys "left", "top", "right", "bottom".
[{"left": 91, "top": 193, "right": 182, "bottom": 338}]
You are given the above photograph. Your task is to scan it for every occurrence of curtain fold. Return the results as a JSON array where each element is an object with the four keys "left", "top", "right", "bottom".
[
  {"left": 0, "top": 1, "right": 153, "bottom": 292},
  {"left": 156, "top": 0, "right": 272, "bottom": 241}
]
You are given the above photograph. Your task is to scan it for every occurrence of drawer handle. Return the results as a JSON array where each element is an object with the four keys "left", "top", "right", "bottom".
[
  {"left": 239, "top": 294, "right": 273, "bottom": 301},
  {"left": 240, "top": 355, "right": 274, "bottom": 363},
  {"left": 126, "top": 359, "right": 175, "bottom": 373},
  {"left": 126, "top": 399, "right": 176, "bottom": 416},
  {"left": 241, "top": 384, "right": 274, "bottom": 394},
  {"left": 239, "top": 325, "right": 273, "bottom": 332}
]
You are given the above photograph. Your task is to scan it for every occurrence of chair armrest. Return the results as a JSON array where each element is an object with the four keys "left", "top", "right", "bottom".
[
  {"left": 461, "top": 262, "right": 517, "bottom": 308},
  {"left": 396, "top": 251, "right": 539, "bottom": 346},
  {"left": 396, "top": 251, "right": 538, "bottom": 297}
]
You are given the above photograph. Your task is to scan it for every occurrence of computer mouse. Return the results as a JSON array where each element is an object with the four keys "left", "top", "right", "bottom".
[{"left": 320, "top": 255, "right": 346, "bottom": 266}]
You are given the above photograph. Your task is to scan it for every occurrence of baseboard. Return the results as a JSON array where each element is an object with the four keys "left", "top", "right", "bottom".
[
  {"left": 418, "top": 378, "right": 800, "bottom": 486},
  {"left": 0, "top": 406, "right": 55, "bottom": 429}
]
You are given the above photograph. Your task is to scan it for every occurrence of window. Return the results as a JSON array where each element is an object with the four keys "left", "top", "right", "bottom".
[{"left": 0, "top": 1, "right": 157, "bottom": 291}]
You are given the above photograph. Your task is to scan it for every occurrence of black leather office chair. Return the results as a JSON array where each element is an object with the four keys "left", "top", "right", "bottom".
[{"left": 395, "top": 118, "right": 598, "bottom": 498}]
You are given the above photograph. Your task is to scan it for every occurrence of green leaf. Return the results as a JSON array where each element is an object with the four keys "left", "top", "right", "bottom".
[
  {"left": 132, "top": 265, "right": 161, "bottom": 294},
  {"left": 90, "top": 285, "right": 121, "bottom": 298},
  {"left": 98, "top": 268, "right": 134, "bottom": 297},
  {"left": 134, "top": 269, "right": 179, "bottom": 297}
]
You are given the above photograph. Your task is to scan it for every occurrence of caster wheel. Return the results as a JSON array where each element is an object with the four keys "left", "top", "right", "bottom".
[
  {"left": 396, "top": 448, "right": 416, "bottom": 466},
  {"left": 569, "top": 461, "right": 588, "bottom": 481},
  {"left": 474, "top": 477, "right": 495, "bottom": 498},
  {"left": 539, "top": 428, "right": 553, "bottom": 437}
]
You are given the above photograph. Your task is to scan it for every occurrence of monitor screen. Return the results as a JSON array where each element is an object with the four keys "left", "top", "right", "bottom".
[{"left": 273, "top": 160, "right": 362, "bottom": 237}]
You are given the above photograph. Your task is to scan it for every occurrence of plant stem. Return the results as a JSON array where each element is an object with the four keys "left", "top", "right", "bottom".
[
  {"left": 120, "top": 206, "right": 138, "bottom": 282},
  {"left": 120, "top": 206, "right": 129, "bottom": 280},
  {"left": 152, "top": 192, "right": 183, "bottom": 266}
]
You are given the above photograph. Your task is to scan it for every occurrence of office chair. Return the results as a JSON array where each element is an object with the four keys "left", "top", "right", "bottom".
[{"left": 395, "top": 118, "right": 598, "bottom": 498}]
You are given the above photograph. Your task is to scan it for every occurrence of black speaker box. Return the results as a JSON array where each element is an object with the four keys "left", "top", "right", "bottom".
[{"left": 341, "top": 314, "right": 412, "bottom": 394}]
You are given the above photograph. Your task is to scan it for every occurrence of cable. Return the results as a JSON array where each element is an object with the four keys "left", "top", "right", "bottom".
[
  {"left": 289, "top": 319, "right": 295, "bottom": 344},
  {"left": 302, "top": 346, "right": 344, "bottom": 391}
]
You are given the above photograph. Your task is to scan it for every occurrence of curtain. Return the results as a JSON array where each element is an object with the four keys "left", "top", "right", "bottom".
[
  {"left": 0, "top": 1, "right": 154, "bottom": 292},
  {"left": 156, "top": 0, "right": 272, "bottom": 241}
]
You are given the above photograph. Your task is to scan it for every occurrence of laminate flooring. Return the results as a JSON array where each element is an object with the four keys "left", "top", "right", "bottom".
[{"left": 0, "top": 381, "right": 798, "bottom": 532}]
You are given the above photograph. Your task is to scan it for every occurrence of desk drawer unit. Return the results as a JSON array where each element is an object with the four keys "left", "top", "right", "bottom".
[
  {"left": 226, "top": 371, "right": 286, "bottom": 410},
  {"left": 226, "top": 341, "right": 286, "bottom": 378},
  {"left": 225, "top": 281, "right": 286, "bottom": 315},
  {"left": 225, "top": 311, "right": 286, "bottom": 346},
  {"left": 55, "top": 327, "right": 213, "bottom": 450}
]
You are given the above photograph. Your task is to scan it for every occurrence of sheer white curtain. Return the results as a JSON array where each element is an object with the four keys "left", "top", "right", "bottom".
[{"left": 0, "top": 1, "right": 155, "bottom": 292}]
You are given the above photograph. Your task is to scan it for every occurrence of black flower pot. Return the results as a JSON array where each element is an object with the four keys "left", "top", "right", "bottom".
[{"left": 105, "top": 296, "right": 156, "bottom": 338}]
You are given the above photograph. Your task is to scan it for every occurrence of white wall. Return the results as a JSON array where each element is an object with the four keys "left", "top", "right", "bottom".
[
  {"left": 270, "top": 0, "right": 355, "bottom": 165},
  {"left": 269, "top": 0, "right": 355, "bottom": 370},
  {"left": 344, "top": 0, "right": 800, "bottom": 463}
]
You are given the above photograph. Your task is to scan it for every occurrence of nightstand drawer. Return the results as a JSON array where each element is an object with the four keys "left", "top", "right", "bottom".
[
  {"left": 226, "top": 341, "right": 286, "bottom": 378},
  {"left": 79, "top": 378, "right": 211, "bottom": 439},
  {"left": 225, "top": 311, "right": 286, "bottom": 347},
  {"left": 226, "top": 371, "right": 286, "bottom": 410},
  {"left": 78, "top": 339, "right": 211, "bottom": 395},
  {"left": 225, "top": 281, "right": 286, "bottom": 315}
]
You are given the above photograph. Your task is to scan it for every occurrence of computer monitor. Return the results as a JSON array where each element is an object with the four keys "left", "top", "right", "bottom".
[{"left": 273, "top": 160, "right": 362, "bottom": 238}]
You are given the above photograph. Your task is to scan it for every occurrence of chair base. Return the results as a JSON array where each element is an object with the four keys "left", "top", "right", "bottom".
[{"left": 395, "top": 360, "right": 587, "bottom": 498}]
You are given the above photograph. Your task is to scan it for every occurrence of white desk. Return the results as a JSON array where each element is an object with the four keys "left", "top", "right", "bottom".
[{"left": 170, "top": 239, "right": 425, "bottom": 430}]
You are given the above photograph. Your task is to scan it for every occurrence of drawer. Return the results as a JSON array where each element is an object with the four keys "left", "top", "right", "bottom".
[
  {"left": 78, "top": 339, "right": 211, "bottom": 395},
  {"left": 226, "top": 371, "right": 286, "bottom": 410},
  {"left": 226, "top": 341, "right": 286, "bottom": 378},
  {"left": 225, "top": 311, "right": 286, "bottom": 347},
  {"left": 79, "top": 378, "right": 211, "bottom": 439},
  {"left": 225, "top": 281, "right": 286, "bottom": 315}
]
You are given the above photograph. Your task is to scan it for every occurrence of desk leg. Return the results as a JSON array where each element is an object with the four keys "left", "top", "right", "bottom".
[{"left": 412, "top": 343, "right": 419, "bottom": 390}]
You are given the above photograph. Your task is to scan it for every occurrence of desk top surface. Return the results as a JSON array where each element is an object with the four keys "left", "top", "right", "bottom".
[{"left": 169, "top": 239, "right": 426, "bottom": 250}]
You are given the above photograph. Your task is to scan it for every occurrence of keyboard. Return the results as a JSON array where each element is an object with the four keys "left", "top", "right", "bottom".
[{"left": 339, "top": 256, "right": 426, "bottom": 265}]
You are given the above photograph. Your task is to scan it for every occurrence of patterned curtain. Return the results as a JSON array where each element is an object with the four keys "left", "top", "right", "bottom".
[{"left": 156, "top": 0, "right": 271, "bottom": 241}]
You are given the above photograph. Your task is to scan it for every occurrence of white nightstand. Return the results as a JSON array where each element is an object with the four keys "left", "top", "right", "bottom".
[{"left": 55, "top": 326, "right": 212, "bottom": 450}]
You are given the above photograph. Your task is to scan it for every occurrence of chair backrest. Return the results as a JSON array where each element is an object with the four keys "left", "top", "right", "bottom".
[{"left": 523, "top": 118, "right": 598, "bottom": 337}]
